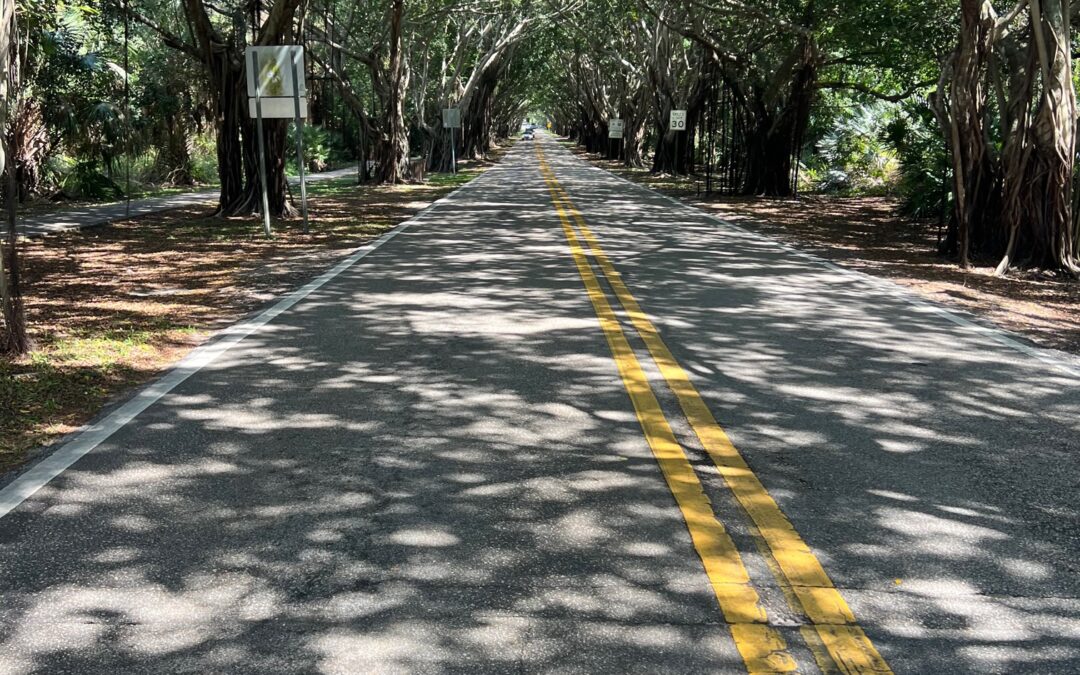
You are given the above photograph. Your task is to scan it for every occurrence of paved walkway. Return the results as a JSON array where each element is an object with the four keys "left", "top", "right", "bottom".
[
  {"left": 0, "top": 136, "right": 1076, "bottom": 673},
  {"left": 20, "top": 167, "right": 358, "bottom": 237}
]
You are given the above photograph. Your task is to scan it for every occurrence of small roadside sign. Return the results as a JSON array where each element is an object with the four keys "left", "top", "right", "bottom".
[
  {"left": 443, "top": 108, "right": 461, "bottom": 175},
  {"left": 670, "top": 109, "right": 687, "bottom": 131},
  {"left": 608, "top": 118, "right": 624, "bottom": 139},
  {"left": 246, "top": 46, "right": 306, "bottom": 117},
  {"left": 245, "top": 45, "right": 310, "bottom": 237}
]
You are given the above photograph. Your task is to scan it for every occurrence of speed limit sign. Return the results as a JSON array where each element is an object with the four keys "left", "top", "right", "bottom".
[{"left": 670, "top": 109, "right": 687, "bottom": 130}]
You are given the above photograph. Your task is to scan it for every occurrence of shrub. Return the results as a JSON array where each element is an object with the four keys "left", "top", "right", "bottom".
[
  {"left": 190, "top": 132, "right": 219, "bottom": 184},
  {"left": 60, "top": 160, "right": 123, "bottom": 200},
  {"left": 884, "top": 102, "right": 951, "bottom": 221},
  {"left": 286, "top": 124, "right": 346, "bottom": 173},
  {"left": 810, "top": 101, "right": 898, "bottom": 194}
]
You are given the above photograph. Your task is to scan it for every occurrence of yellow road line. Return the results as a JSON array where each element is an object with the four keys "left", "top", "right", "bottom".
[
  {"left": 537, "top": 144, "right": 892, "bottom": 674},
  {"left": 536, "top": 148, "right": 798, "bottom": 674}
]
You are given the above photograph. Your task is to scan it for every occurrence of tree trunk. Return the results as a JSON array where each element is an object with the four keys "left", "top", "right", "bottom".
[
  {"left": 621, "top": 88, "right": 651, "bottom": 168},
  {"left": 622, "top": 120, "right": 647, "bottom": 167},
  {"left": 741, "top": 118, "right": 797, "bottom": 196},
  {"left": 936, "top": 0, "right": 998, "bottom": 266},
  {"left": 228, "top": 115, "right": 296, "bottom": 216},
  {"left": 462, "top": 75, "right": 501, "bottom": 160},
  {"left": 1, "top": 134, "right": 27, "bottom": 355},
  {"left": 739, "top": 37, "right": 815, "bottom": 197},
  {"left": 996, "top": 0, "right": 1078, "bottom": 273},
  {"left": 206, "top": 50, "right": 246, "bottom": 214},
  {"left": 7, "top": 96, "right": 48, "bottom": 201},
  {"left": 155, "top": 111, "right": 194, "bottom": 185},
  {"left": 622, "top": 111, "right": 643, "bottom": 167},
  {"left": 180, "top": 0, "right": 302, "bottom": 217},
  {"left": 378, "top": 0, "right": 410, "bottom": 183},
  {"left": 0, "top": 0, "right": 29, "bottom": 355},
  {"left": 650, "top": 124, "right": 675, "bottom": 174}
]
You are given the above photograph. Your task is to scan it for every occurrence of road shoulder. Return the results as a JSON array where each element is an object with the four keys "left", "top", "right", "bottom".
[
  {"left": 1, "top": 149, "right": 512, "bottom": 475},
  {"left": 565, "top": 141, "right": 1080, "bottom": 359}
]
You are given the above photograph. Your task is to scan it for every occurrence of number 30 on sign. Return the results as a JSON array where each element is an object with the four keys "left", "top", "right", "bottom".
[{"left": 670, "top": 110, "right": 687, "bottom": 130}]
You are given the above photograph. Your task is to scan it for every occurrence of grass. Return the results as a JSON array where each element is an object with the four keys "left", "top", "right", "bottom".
[
  {"left": 128, "top": 183, "right": 220, "bottom": 200},
  {"left": 1, "top": 326, "right": 201, "bottom": 468},
  {"left": 425, "top": 171, "right": 478, "bottom": 188},
  {"left": 0, "top": 146, "right": 512, "bottom": 472},
  {"left": 304, "top": 176, "right": 359, "bottom": 197}
]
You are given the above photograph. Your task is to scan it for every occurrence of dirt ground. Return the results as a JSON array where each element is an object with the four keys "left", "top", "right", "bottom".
[
  {"left": 569, "top": 144, "right": 1080, "bottom": 357},
  {"left": 0, "top": 150, "right": 509, "bottom": 472}
]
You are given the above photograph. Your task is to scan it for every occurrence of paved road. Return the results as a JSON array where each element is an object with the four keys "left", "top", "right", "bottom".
[
  {"left": 20, "top": 167, "right": 358, "bottom": 237},
  {"left": 0, "top": 136, "right": 1077, "bottom": 673}
]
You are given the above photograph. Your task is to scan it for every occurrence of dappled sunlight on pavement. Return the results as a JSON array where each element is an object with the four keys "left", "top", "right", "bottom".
[
  {"left": 542, "top": 139, "right": 1080, "bottom": 673},
  {"left": 0, "top": 137, "right": 1077, "bottom": 673}
]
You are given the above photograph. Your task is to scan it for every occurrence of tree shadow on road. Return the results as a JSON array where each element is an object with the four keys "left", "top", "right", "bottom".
[
  {"left": 0, "top": 158, "right": 749, "bottom": 673},
  {"left": 1, "top": 148, "right": 1078, "bottom": 674},
  {"left": 548, "top": 149, "right": 1080, "bottom": 674}
]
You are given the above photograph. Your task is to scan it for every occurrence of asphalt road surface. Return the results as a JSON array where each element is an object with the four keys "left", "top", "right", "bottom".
[
  {"left": 20, "top": 167, "right": 357, "bottom": 238},
  {"left": 0, "top": 135, "right": 1077, "bottom": 674}
]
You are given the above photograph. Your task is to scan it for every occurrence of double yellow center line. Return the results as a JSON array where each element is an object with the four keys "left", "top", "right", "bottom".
[{"left": 535, "top": 144, "right": 891, "bottom": 675}]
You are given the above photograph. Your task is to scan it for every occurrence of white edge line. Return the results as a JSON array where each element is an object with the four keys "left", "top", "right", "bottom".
[
  {"left": 563, "top": 144, "right": 1080, "bottom": 380},
  {"left": 0, "top": 168, "right": 493, "bottom": 520}
]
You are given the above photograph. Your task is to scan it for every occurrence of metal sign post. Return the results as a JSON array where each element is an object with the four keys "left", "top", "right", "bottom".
[
  {"left": 670, "top": 109, "right": 687, "bottom": 177},
  {"left": 289, "top": 54, "right": 309, "bottom": 233},
  {"left": 443, "top": 108, "right": 461, "bottom": 174},
  {"left": 705, "top": 94, "right": 715, "bottom": 195},
  {"left": 123, "top": 0, "right": 131, "bottom": 221},
  {"left": 358, "top": 90, "right": 367, "bottom": 184},
  {"left": 608, "top": 118, "right": 623, "bottom": 161},
  {"left": 246, "top": 46, "right": 308, "bottom": 237},
  {"left": 249, "top": 50, "right": 273, "bottom": 239}
]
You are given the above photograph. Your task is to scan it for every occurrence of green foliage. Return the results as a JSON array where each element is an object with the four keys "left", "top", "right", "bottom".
[
  {"left": 287, "top": 125, "right": 348, "bottom": 173},
  {"left": 10, "top": 0, "right": 961, "bottom": 216},
  {"left": 805, "top": 102, "right": 898, "bottom": 194},
  {"left": 60, "top": 160, "right": 123, "bottom": 200},
  {"left": 190, "top": 133, "right": 219, "bottom": 185},
  {"left": 884, "top": 102, "right": 951, "bottom": 221},
  {"left": 41, "top": 131, "right": 219, "bottom": 201}
]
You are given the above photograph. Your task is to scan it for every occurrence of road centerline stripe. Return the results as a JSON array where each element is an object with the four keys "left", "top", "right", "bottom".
[
  {"left": 537, "top": 145, "right": 798, "bottom": 674},
  {"left": 538, "top": 142, "right": 892, "bottom": 675}
]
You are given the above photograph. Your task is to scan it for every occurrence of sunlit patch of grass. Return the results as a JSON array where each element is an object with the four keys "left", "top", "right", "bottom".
[
  {"left": 1, "top": 325, "right": 203, "bottom": 470},
  {"left": 425, "top": 171, "right": 477, "bottom": 188},
  {"left": 305, "top": 177, "right": 361, "bottom": 197},
  {"left": 32, "top": 337, "right": 155, "bottom": 368},
  {"left": 30, "top": 327, "right": 200, "bottom": 368}
]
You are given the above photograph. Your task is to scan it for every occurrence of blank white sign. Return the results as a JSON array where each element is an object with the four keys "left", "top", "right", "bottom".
[{"left": 248, "top": 97, "right": 308, "bottom": 119}]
